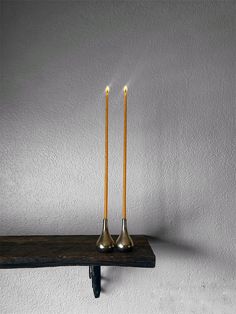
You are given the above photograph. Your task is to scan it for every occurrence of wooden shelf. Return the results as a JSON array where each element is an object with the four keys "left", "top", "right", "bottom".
[{"left": 0, "top": 235, "right": 155, "bottom": 298}]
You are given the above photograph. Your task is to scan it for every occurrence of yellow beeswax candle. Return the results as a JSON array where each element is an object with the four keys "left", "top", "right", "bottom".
[
  {"left": 122, "top": 86, "right": 128, "bottom": 219},
  {"left": 104, "top": 86, "right": 109, "bottom": 219}
]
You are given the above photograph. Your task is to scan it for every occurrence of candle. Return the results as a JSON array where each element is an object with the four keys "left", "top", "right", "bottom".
[
  {"left": 104, "top": 86, "right": 109, "bottom": 219},
  {"left": 116, "top": 85, "right": 134, "bottom": 251},
  {"left": 122, "top": 86, "right": 128, "bottom": 219}
]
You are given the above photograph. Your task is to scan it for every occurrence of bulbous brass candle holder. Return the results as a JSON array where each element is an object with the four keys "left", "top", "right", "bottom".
[
  {"left": 116, "top": 218, "right": 134, "bottom": 252},
  {"left": 96, "top": 218, "right": 115, "bottom": 252}
]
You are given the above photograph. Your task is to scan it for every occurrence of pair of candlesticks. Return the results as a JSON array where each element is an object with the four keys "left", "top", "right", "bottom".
[{"left": 96, "top": 86, "right": 134, "bottom": 253}]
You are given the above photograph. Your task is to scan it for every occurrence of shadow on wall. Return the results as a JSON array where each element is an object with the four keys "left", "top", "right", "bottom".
[{"left": 145, "top": 210, "right": 236, "bottom": 277}]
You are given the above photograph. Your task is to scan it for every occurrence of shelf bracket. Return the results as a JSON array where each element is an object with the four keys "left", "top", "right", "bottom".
[{"left": 89, "top": 265, "right": 101, "bottom": 298}]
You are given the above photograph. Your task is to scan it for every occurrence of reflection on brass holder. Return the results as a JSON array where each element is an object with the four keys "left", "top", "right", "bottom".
[
  {"left": 96, "top": 219, "right": 115, "bottom": 252},
  {"left": 116, "top": 218, "right": 134, "bottom": 252}
]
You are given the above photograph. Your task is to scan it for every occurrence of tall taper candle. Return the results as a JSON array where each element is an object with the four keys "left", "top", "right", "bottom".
[
  {"left": 96, "top": 86, "right": 114, "bottom": 252},
  {"left": 116, "top": 85, "right": 134, "bottom": 251},
  {"left": 104, "top": 86, "right": 109, "bottom": 219},
  {"left": 122, "top": 86, "right": 128, "bottom": 219}
]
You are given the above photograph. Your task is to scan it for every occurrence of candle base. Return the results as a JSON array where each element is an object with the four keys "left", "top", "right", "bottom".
[
  {"left": 96, "top": 219, "right": 115, "bottom": 253},
  {"left": 116, "top": 218, "right": 134, "bottom": 252}
]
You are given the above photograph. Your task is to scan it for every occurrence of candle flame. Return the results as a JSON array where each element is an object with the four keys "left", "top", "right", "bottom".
[
  {"left": 105, "top": 86, "right": 110, "bottom": 94},
  {"left": 124, "top": 86, "right": 128, "bottom": 94}
]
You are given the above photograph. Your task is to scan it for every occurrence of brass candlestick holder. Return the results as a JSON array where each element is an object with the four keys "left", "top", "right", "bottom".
[
  {"left": 96, "top": 219, "right": 115, "bottom": 252},
  {"left": 116, "top": 218, "right": 134, "bottom": 252}
]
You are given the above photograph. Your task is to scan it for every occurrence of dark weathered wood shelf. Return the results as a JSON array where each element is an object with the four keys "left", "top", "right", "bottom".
[{"left": 0, "top": 235, "right": 155, "bottom": 298}]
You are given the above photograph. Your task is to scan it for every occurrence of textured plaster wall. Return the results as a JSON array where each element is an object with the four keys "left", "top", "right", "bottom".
[{"left": 1, "top": 1, "right": 236, "bottom": 313}]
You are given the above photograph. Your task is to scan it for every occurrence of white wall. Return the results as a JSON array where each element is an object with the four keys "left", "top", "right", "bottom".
[{"left": 1, "top": 1, "right": 235, "bottom": 313}]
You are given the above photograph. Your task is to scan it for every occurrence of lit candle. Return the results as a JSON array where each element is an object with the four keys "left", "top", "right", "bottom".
[
  {"left": 122, "top": 86, "right": 128, "bottom": 219},
  {"left": 104, "top": 86, "right": 109, "bottom": 219},
  {"left": 116, "top": 85, "right": 134, "bottom": 252}
]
